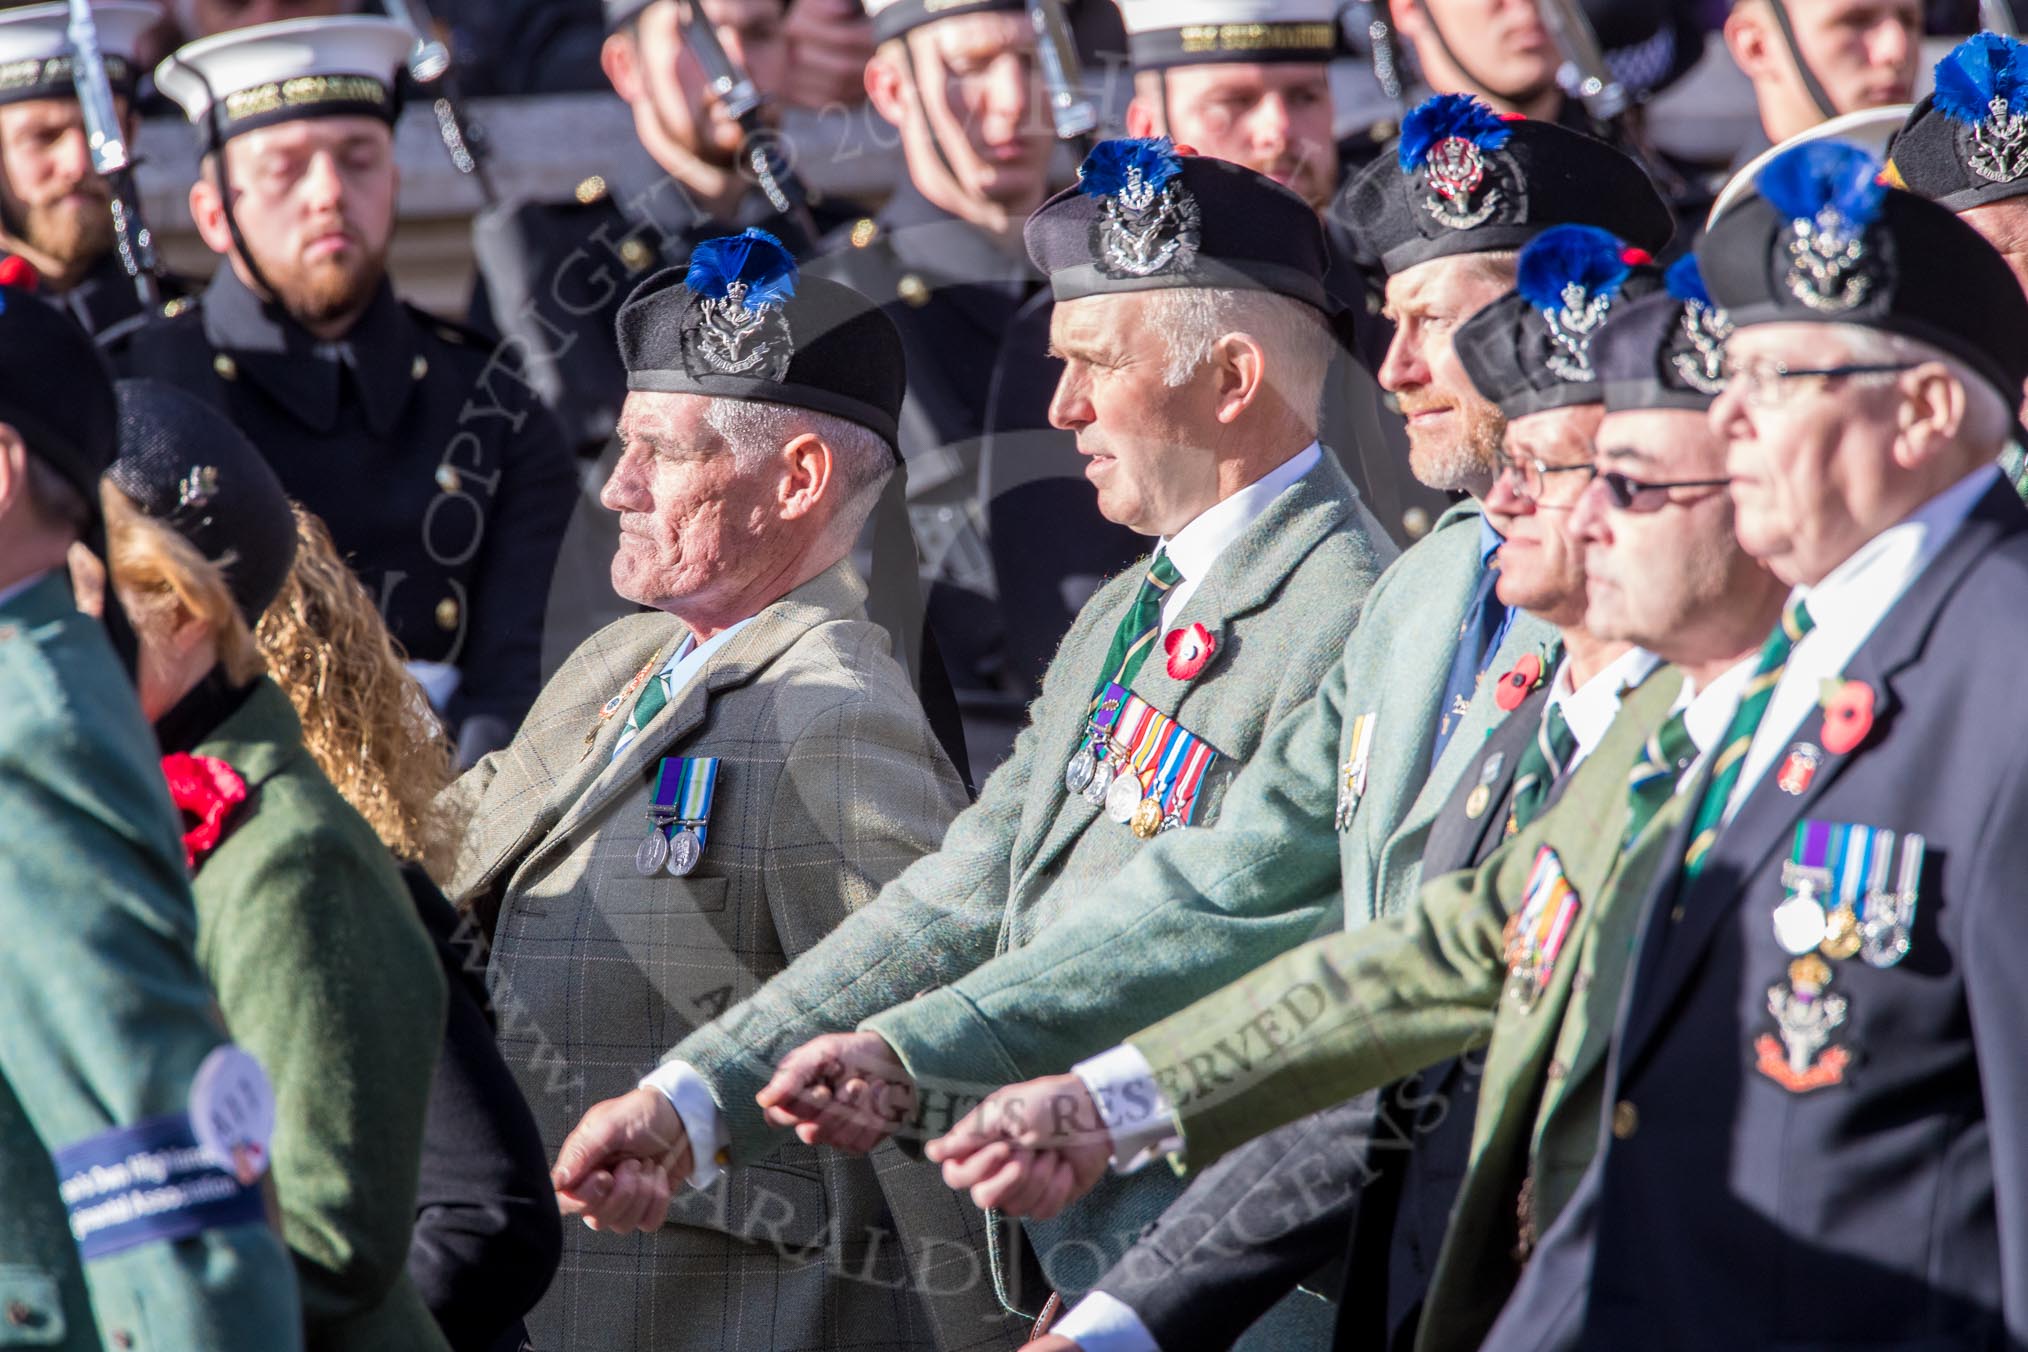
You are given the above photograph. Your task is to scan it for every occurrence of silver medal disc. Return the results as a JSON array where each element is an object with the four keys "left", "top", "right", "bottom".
[
  {"left": 1861, "top": 916, "right": 1910, "bottom": 969},
  {"left": 1105, "top": 771, "right": 1145, "bottom": 824},
  {"left": 1065, "top": 746, "right": 1097, "bottom": 796},
  {"left": 635, "top": 830, "right": 670, "bottom": 876},
  {"left": 1772, "top": 892, "right": 1829, "bottom": 956},
  {"left": 1083, "top": 759, "right": 1115, "bottom": 807},
  {"left": 665, "top": 828, "right": 703, "bottom": 877}
]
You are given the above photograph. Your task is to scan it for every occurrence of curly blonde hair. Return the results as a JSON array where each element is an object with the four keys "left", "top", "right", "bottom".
[{"left": 255, "top": 504, "right": 458, "bottom": 877}]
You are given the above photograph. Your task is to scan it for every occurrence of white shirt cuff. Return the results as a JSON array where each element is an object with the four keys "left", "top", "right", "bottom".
[
  {"left": 1072, "top": 1044, "right": 1180, "bottom": 1173},
  {"left": 1051, "top": 1289, "right": 1162, "bottom": 1352},
  {"left": 638, "top": 1060, "right": 732, "bottom": 1190}
]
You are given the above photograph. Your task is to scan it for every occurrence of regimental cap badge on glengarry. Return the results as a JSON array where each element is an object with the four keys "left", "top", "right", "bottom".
[
  {"left": 677, "top": 228, "right": 797, "bottom": 382},
  {"left": 1887, "top": 33, "right": 2028, "bottom": 211},
  {"left": 1514, "top": 224, "right": 1648, "bottom": 383},
  {"left": 1661, "top": 254, "right": 1730, "bottom": 396},
  {"left": 1454, "top": 224, "right": 1659, "bottom": 420},
  {"left": 1078, "top": 137, "right": 1201, "bottom": 280},
  {"left": 1755, "top": 140, "right": 1888, "bottom": 315},
  {"left": 1399, "top": 93, "right": 1519, "bottom": 233}
]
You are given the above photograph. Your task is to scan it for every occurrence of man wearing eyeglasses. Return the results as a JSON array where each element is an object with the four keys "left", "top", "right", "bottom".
[{"left": 924, "top": 265, "right": 1796, "bottom": 1352}]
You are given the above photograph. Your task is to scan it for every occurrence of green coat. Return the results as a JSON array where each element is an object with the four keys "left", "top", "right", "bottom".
[
  {"left": 0, "top": 574, "right": 301, "bottom": 1351},
  {"left": 188, "top": 678, "right": 449, "bottom": 1352},
  {"left": 1126, "top": 666, "right": 1687, "bottom": 1352},
  {"left": 672, "top": 458, "right": 1391, "bottom": 1307}
]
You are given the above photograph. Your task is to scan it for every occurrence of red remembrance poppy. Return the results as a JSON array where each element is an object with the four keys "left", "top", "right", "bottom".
[
  {"left": 1495, "top": 652, "right": 1544, "bottom": 712},
  {"left": 0, "top": 256, "right": 39, "bottom": 291},
  {"left": 161, "top": 753, "right": 249, "bottom": 874},
  {"left": 1164, "top": 623, "right": 1217, "bottom": 681},
  {"left": 1819, "top": 680, "right": 1875, "bottom": 756}
]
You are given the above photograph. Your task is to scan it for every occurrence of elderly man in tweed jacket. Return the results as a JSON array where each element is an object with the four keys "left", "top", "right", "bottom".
[
  {"left": 442, "top": 235, "right": 990, "bottom": 1352},
  {"left": 545, "top": 143, "right": 1392, "bottom": 1340}
]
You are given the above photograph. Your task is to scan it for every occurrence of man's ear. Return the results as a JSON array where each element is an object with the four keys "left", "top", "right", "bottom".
[
  {"left": 1212, "top": 331, "right": 1269, "bottom": 425},
  {"left": 189, "top": 167, "right": 232, "bottom": 257},
  {"left": 1893, "top": 363, "right": 1968, "bottom": 469},
  {"left": 1124, "top": 96, "right": 1158, "bottom": 139},
  {"left": 1723, "top": 5, "right": 1775, "bottom": 84},
  {"left": 778, "top": 431, "right": 835, "bottom": 520},
  {"left": 865, "top": 43, "right": 910, "bottom": 130},
  {"left": 602, "top": 28, "right": 641, "bottom": 103},
  {"left": 0, "top": 423, "right": 26, "bottom": 521}
]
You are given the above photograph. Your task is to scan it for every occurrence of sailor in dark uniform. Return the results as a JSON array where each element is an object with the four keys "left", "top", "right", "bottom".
[
  {"left": 0, "top": 2, "right": 188, "bottom": 336},
  {"left": 102, "top": 16, "right": 576, "bottom": 764},
  {"left": 816, "top": 0, "right": 1090, "bottom": 775},
  {"left": 1115, "top": 0, "right": 1456, "bottom": 548}
]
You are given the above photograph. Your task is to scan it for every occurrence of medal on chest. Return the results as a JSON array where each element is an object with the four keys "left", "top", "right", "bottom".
[
  {"left": 1502, "top": 845, "right": 1581, "bottom": 1012},
  {"left": 1335, "top": 712, "right": 1377, "bottom": 833},
  {"left": 638, "top": 756, "right": 719, "bottom": 878}
]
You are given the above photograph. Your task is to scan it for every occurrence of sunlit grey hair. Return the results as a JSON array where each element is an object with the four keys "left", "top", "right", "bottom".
[
  {"left": 703, "top": 398, "right": 896, "bottom": 548},
  {"left": 1139, "top": 287, "right": 1333, "bottom": 428}
]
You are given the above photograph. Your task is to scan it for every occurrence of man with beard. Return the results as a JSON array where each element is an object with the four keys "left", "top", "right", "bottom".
[
  {"left": 726, "top": 97, "right": 1665, "bottom": 1336},
  {"left": 1111, "top": 0, "right": 1453, "bottom": 550},
  {"left": 102, "top": 16, "right": 576, "bottom": 764},
  {"left": 0, "top": 2, "right": 179, "bottom": 336}
]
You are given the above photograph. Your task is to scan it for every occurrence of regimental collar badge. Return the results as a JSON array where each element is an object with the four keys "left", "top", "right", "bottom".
[
  {"left": 1756, "top": 141, "right": 1887, "bottom": 315},
  {"left": 1399, "top": 93, "right": 1518, "bottom": 232},
  {"left": 1664, "top": 255, "right": 1731, "bottom": 395},
  {"left": 1934, "top": 31, "right": 2028, "bottom": 184},
  {"left": 1517, "top": 225, "right": 1643, "bottom": 384},
  {"left": 1078, "top": 137, "right": 1200, "bottom": 279},
  {"left": 679, "top": 228, "right": 797, "bottom": 381}
]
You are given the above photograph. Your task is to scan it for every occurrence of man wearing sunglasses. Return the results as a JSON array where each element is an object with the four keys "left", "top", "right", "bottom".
[{"left": 921, "top": 266, "right": 1793, "bottom": 1352}]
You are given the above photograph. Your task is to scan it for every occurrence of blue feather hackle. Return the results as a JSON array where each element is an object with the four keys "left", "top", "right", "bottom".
[
  {"left": 684, "top": 228, "right": 796, "bottom": 308},
  {"left": 1755, "top": 141, "right": 1887, "bottom": 229},
  {"left": 1933, "top": 32, "right": 2028, "bottom": 126},
  {"left": 1397, "top": 93, "right": 1513, "bottom": 172},
  {"left": 1515, "top": 225, "right": 1632, "bottom": 312},
  {"left": 1665, "top": 254, "right": 1712, "bottom": 307},
  {"left": 1077, "top": 137, "right": 1184, "bottom": 198}
]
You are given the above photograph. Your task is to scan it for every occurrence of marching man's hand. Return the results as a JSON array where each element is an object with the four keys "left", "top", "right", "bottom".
[
  {"left": 550, "top": 1087, "right": 691, "bottom": 1233},
  {"left": 926, "top": 1074, "right": 1111, "bottom": 1220},
  {"left": 757, "top": 1030, "right": 917, "bottom": 1153}
]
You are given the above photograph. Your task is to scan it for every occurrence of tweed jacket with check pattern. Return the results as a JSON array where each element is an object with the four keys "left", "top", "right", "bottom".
[
  {"left": 443, "top": 560, "right": 992, "bottom": 1352},
  {"left": 672, "top": 457, "right": 1391, "bottom": 1309}
]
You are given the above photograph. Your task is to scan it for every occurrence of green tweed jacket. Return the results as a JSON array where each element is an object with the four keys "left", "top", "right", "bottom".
[
  {"left": 1125, "top": 667, "right": 1688, "bottom": 1352},
  {"left": 188, "top": 678, "right": 449, "bottom": 1352},
  {"left": 863, "top": 501, "right": 1552, "bottom": 1104},
  {"left": 443, "top": 560, "right": 988, "bottom": 1352},
  {"left": 672, "top": 460, "right": 1388, "bottom": 1317},
  {"left": 0, "top": 573, "right": 301, "bottom": 1352}
]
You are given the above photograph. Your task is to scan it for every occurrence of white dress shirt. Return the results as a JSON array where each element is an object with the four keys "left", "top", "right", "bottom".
[
  {"left": 1723, "top": 466, "right": 1996, "bottom": 822},
  {"left": 1156, "top": 441, "right": 1322, "bottom": 628},
  {"left": 644, "top": 447, "right": 1327, "bottom": 1189},
  {"left": 609, "top": 617, "right": 756, "bottom": 764}
]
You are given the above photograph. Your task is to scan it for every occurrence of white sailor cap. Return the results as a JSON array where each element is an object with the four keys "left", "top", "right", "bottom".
[
  {"left": 156, "top": 15, "right": 410, "bottom": 146},
  {"left": 861, "top": 0, "right": 1024, "bottom": 46},
  {"left": 1116, "top": 0, "right": 1342, "bottom": 71},
  {"left": 0, "top": 1, "right": 159, "bottom": 106}
]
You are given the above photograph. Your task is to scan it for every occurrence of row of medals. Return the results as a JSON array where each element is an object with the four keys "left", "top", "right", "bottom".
[
  {"left": 1771, "top": 869, "right": 1913, "bottom": 968},
  {"left": 636, "top": 812, "right": 705, "bottom": 878},
  {"left": 1065, "top": 738, "right": 1177, "bottom": 841}
]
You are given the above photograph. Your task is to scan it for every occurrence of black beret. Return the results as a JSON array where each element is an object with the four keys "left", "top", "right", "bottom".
[
  {"left": 1886, "top": 34, "right": 2028, "bottom": 214},
  {"left": 617, "top": 229, "right": 906, "bottom": 451},
  {"left": 1596, "top": 257, "right": 1731, "bottom": 414},
  {"left": 1025, "top": 138, "right": 1331, "bottom": 313},
  {"left": 1698, "top": 140, "right": 2028, "bottom": 406},
  {"left": 1454, "top": 225, "right": 1660, "bottom": 420},
  {"left": 0, "top": 284, "right": 116, "bottom": 510},
  {"left": 1333, "top": 94, "right": 1674, "bottom": 279},
  {"left": 108, "top": 379, "right": 298, "bottom": 623}
]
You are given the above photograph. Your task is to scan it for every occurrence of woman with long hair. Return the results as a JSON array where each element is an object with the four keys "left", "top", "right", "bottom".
[
  {"left": 87, "top": 379, "right": 450, "bottom": 1352},
  {"left": 256, "top": 503, "right": 562, "bottom": 1352}
]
